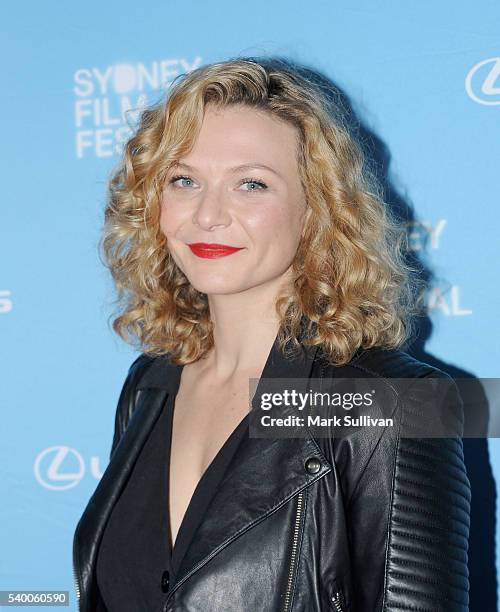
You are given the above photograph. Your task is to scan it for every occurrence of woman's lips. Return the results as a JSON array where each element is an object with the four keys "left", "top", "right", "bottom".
[{"left": 187, "top": 242, "right": 245, "bottom": 259}]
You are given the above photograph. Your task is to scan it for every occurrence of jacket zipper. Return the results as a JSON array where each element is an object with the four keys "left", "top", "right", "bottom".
[
  {"left": 72, "top": 556, "right": 81, "bottom": 609},
  {"left": 330, "top": 591, "right": 344, "bottom": 612},
  {"left": 282, "top": 491, "right": 304, "bottom": 612},
  {"left": 329, "top": 579, "right": 345, "bottom": 612}
]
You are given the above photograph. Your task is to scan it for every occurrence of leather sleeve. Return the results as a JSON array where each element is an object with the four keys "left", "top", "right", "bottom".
[
  {"left": 109, "top": 353, "right": 154, "bottom": 460},
  {"left": 346, "top": 373, "right": 471, "bottom": 611}
]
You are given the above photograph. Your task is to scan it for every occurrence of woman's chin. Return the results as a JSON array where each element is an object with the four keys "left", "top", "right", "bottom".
[{"left": 187, "top": 276, "right": 248, "bottom": 296}]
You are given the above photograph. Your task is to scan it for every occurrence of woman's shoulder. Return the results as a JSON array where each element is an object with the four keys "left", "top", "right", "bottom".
[
  {"left": 319, "top": 344, "right": 454, "bottom": 382},
  {"left": 315, "top": 345, "right": 463, "bottom": 434},
  {"left": 110, "top": 352, "right": 170, "bottom": 458},
  {"left": 123, "top": 352, "right": 174, "bottom": 389},
  {"left": 127, "top": 352, "right": 157, "bottom": 377}
]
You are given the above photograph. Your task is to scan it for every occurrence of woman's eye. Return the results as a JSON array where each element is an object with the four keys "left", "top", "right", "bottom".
[
  {"left": 169, "top": 175, "right": 194, "bottom": 188},
  {"left": 239, "top": 178, "right": 268, "bottom": 191}
]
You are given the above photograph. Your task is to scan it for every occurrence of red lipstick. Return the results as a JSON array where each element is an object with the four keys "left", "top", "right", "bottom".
[{"left": 188, "top": 242, "right": 245, "bottom": 259}]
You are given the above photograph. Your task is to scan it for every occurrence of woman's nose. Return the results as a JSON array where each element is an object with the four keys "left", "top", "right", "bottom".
[{"left": 192, "top": 189, "right": 231, "bottom": 230}]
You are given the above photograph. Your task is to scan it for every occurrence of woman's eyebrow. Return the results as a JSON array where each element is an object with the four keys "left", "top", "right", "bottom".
[{"left": 172, "top": 161, "right": 282, "bottom": 178}]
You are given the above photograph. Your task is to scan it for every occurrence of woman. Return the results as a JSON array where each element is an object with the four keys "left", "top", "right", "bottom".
[{"left": 73, "top": 57, "right": 471, "bottom": 611}]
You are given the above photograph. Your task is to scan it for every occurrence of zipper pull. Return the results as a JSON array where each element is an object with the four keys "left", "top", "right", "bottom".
[
  {"left": 330, "top": 590, "right": 344, "bottom": 611},
  {"left": 330, "top": 579, "right": 346, "bottom": 611}
]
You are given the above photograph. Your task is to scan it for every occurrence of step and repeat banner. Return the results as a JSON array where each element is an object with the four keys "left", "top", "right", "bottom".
[{"left": 1, "top": 1, "right": 499, "bottom": 610}]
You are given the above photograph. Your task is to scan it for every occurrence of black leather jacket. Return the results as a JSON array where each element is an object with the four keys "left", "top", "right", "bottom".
[{"left": 73, "top": 342, "right": 471, "bottom": 611}]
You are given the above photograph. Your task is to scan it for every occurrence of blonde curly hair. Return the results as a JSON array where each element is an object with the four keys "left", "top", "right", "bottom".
[{"left": 99, "top": 56, "right": 423, "bottom": 366}]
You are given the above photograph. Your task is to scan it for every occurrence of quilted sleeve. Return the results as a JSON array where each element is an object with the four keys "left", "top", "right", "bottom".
[
  {"left": 346, "top": 373, "right": 471, "bottom": 611},
  {"left": 109, "top": 353, "right": 153, "bottom": 460}
]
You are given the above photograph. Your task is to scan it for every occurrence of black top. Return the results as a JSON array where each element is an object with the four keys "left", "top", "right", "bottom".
[{"left": 96, "top": 385, "right": 249, "bottom": 612}]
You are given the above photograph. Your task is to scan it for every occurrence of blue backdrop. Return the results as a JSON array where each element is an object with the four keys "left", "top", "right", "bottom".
[{"left": 1, "top": 1, "right": 499, "bottom": 609}]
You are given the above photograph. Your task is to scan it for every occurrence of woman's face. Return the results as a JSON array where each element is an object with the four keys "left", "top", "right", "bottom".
[{"left": 160, "top": 104, "right": 310, "bottom": 296}]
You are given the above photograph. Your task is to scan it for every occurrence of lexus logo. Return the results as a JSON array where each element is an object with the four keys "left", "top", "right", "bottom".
[
  {"left": 465, "top": 57, "right": 500, "bottom": 105},
  {"left": 34, "top": 446, "right": 103, "bottom": 490}
]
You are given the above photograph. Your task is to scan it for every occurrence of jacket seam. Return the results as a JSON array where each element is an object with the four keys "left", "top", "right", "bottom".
[
  {"left": 345, "top": 422, "right": 392, "bottom": 509},
  {"left": 381, "top": 401, "right": 402, "bottom": 611},
  {"left": 328, "top": 361, "right": 400, "bottom": 508}
]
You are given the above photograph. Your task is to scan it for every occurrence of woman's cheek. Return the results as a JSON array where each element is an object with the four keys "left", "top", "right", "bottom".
[
  {"left": 242, "top": 203, "right": 283, "bottom": 232},
  {"left": 159, "top": 200, "right": 183, "bottom": 236}
]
